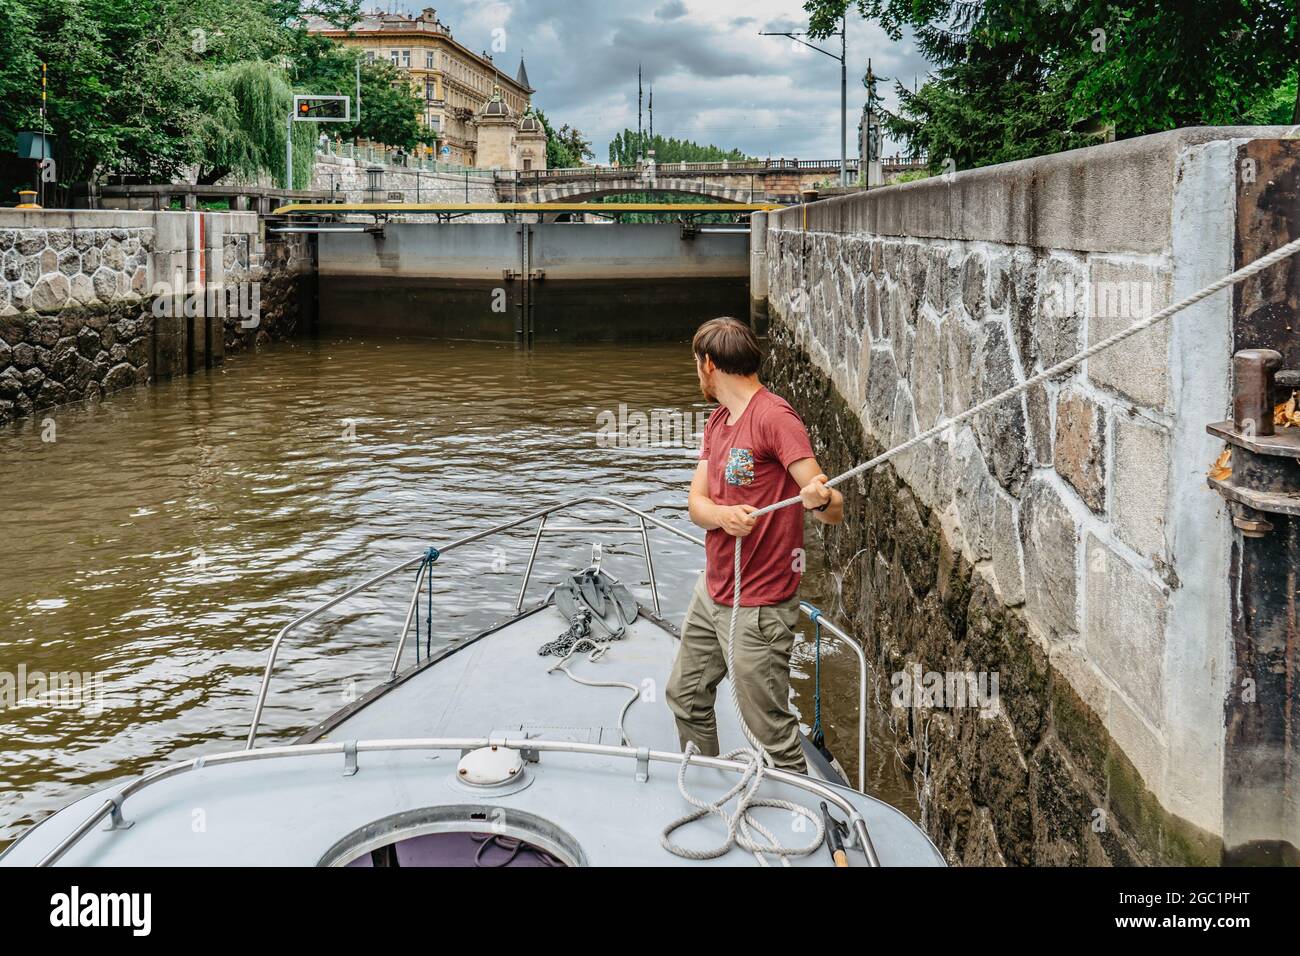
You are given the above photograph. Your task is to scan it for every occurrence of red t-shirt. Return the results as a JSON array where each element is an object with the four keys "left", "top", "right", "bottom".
[{"left": 699, "top": 387, "right": 816, "bottom": 606}]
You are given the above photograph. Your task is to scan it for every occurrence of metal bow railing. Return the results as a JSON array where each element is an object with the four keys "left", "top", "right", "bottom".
[{"left": 244, "top": 496, "right": 871, "bottom": 794}]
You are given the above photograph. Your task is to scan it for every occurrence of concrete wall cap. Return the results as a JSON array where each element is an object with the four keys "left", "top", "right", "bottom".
[{"left": 771, "top": 126, "right": 1300, "bottom": 255}]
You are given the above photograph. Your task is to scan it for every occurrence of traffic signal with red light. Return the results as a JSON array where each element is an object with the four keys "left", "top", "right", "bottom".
[{"left": 292, "top": 95, "right": 350, "bottom": 122}]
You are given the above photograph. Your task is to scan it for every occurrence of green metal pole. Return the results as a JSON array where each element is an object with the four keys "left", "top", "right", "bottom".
[
  {"left": 286, "top": 109, "right": 293, "bottom": 190},
  {"left": 40, "top": 62, "right": 47, "bottom": 207}
]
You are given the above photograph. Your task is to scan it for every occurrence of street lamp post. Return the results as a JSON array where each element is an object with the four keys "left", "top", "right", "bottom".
[
  {"left": 841, "top": 25, "right": 846, "bottom": 187},
  {"left": 760, "top": 13, "right": 849, "bottom": 187}
]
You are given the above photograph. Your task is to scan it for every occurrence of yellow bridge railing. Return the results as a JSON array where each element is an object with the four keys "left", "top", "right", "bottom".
[{"left": 271, "top": 201, "right": 783, "bottom": 216}]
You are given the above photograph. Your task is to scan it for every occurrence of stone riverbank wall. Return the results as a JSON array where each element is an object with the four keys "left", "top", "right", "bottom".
[
  {"left": 0, "top": 209, "right": 311, "bottom": 426},
  {"left": 755, "top": 127, "right": 1300, "bottom": 864}
]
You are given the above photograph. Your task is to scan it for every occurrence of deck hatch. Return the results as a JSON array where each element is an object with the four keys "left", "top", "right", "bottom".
[{"left": 318, "top": 805, "right": 586, "bottom": 868}]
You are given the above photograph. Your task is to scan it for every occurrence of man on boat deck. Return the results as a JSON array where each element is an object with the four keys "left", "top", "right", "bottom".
[{"left": 666, "top": 317, "right": 843, "bottom": 773}]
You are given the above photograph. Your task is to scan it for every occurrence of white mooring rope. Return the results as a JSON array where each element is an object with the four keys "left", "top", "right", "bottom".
[
  {"left": 662, "top": 232, "right": 1300, "bottom": 866},
  {"left": 546, "top": 636, "right": 641, "bottom": 747}
]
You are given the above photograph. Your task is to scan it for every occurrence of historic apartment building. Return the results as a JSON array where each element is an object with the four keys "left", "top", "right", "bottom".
[{"left": 306, "top": 8, "right": 545, "bottom": 170}]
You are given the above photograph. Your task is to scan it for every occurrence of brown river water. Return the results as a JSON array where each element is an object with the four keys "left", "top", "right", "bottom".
[{"left": 0, "top": 337, "right": 917, "bottom": 847}]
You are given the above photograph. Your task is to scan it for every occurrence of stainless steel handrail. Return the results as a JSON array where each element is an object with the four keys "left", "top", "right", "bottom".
[
  {"left": 37, "top": 735, "right": 879, "bottom": 867},
  {"left": 800, "top": 602, "right": 868, "bottom": 794},
  {"left": 247, "top": 497, "right": 700, "bottom": 749},
  {"left": 385, "top": 498, "right": 703, "bottom": 684},
  {"left": 511, "top": 520, "right": 665, "bottom": 614},
  {"left": 245, "top": 496, "right": 870, "bottom": 801}
]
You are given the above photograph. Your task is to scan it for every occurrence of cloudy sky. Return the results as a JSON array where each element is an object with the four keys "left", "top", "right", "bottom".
[{"left": 382, "top": 0, "right": 930, "bottom": 162}]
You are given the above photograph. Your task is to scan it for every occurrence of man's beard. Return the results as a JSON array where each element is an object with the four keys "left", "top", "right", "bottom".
[{"left": 699, "top": 381, "right": 716, "bottom": 403}]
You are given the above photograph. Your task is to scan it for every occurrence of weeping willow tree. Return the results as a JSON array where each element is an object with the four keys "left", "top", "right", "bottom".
[{"left": 195, "top": 60, "right": 316, "bottom": 188}]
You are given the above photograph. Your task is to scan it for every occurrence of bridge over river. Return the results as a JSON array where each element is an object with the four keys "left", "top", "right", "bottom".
[{"left": 493, "top": 156, "right": 927, "bottom": 204}]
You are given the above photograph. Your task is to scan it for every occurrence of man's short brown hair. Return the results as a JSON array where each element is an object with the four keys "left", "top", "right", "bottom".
[{"left": 692, "top": 317, "right": 763, "bottom": 376}]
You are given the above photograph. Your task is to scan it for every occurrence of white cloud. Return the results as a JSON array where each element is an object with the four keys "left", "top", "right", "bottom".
[{"left": 391, "top": 0, "right": 931, "bottom": 161}]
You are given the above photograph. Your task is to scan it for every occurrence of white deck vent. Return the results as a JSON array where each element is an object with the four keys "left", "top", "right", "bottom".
[{"left": 456, "top": 745, "right": 525, "bottom": 788}]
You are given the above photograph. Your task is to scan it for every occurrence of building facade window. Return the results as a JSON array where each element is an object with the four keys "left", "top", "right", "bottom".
[{"left": 305, "top": 14, "right": 535, "bottom": 170}]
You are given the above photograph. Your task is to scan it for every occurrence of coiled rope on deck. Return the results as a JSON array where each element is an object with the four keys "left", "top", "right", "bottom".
[
  {"left": 658, "top": 535, "right": 826, "bottom": 866},
  {"left": 662, "top": 232, "right": 1300, "bottom": 866}
]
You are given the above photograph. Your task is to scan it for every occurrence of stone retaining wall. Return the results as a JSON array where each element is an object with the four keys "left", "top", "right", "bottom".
[
  {"left": 759, "top": 127, "right": 1300, "bottom": 863},
  {"left": 0, "top": 222, "right": 155, "bottom": 419},
  {"left": 227, "top": 226, "right": 314, "bottom": 354},
  {"left": 0, "top": 209, "right": 306, "bottom": 426},
  {"left": 765, "top": 329, "right": 1214, "bottom": 864}
]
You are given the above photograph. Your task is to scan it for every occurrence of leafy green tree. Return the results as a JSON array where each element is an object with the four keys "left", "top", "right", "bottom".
[
  {"left": 347, "top": 59, "right": 429, "bottom": 149},
  {"left": 883, "top": 11, "right": 1092, "bottom": 171},
  {"left": 5, "top": 0, "right": 287, "bottom": 194},
  {"left": 532, "top": 109, "right": 591, "bottom": 167},
  {"left": 265, "top": 0, "right": 358, "bottom": 29},
  {"left": 0, "top": 0, "right": 422, "bottom": 197},
  {"left": 20, "top": 0, "right": 137, "bottom": 187},
  {"left": 1246, "top": 72, "right": 1300, "bottom": 126},
  {"left": 196, "top": 61, "right": 299, "bottom": 186},
  {"left": 1053, "top": 2, "right": 1293, "bottom": 135},
  {"left": 0, "top": 1, "right": 39, "bottom": 135},
  {"left": 596, "top": 130, "right": 753, "bottom": 215},
  {"left": 287, "top": 32, "right": 431, "bottom": 150},
  {"left": 804, "top": 0, "right": 1298, "bottom": 171}
]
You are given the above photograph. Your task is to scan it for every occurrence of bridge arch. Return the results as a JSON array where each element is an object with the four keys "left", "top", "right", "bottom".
[{"left": 522, "top": 177, "right": 754, "bottom": 204}]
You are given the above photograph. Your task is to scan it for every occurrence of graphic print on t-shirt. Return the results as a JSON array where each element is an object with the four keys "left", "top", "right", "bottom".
[{"left": 725, "top": 447, "right": 755, "bottom": 486}]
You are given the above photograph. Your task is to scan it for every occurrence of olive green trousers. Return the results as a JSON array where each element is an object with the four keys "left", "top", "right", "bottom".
[{"left": 665, "top": 573, "right": 807, "bottom": 773}]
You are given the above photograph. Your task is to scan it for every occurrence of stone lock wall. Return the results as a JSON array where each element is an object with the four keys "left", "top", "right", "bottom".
[
  {"left": 226, "top": 224, "right": 314, "bottom": 355},
  {"left": 308, "top": 154, "right": 504, "bottom": 223},
  {"left": 0, "top": 209, "right": 306, "bottom": 427},
  {"left": 1, "top": 218, "right": 157, "bottom": 424},
  {"left": 759, "top": 128, "right": 1297, "bottom": 863}
]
